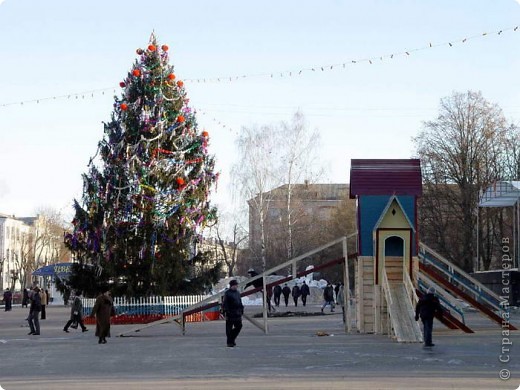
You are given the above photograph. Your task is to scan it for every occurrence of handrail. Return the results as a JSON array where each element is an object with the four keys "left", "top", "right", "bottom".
[
  {"left": 382, "top": 269, "right": 393, "bottom": 306},
  {"left": 240, "top": 234, "right": 357, "bottom": 289},
  {"left": 403, "top": 271, "right": 419, "bottom": 308},
  {"left": 418, "top": 242, "right": 502, "bottom": 311},
  {"left": 381, "top": 269, "right": 395, "bottom": 338}
]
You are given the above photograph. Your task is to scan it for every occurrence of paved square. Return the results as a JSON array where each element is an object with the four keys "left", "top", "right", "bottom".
[{"left": 0, "top": 304, "right": 518, "bottom": 389}]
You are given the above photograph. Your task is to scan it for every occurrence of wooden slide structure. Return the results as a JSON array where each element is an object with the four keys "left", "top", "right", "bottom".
[{"left": 418, "top": 242, "right": 517, "bottom": 331}]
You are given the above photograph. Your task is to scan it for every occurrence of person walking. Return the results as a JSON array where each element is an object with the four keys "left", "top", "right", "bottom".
[
  {"left": 222, "top": 279, "right": 244, "bottom": 348},
  {"left": 90, "top": 290, "right": 114, "bottom": 344},
  {"left": 273, "top": 284, "right": 282, "bottom": 307},
  {"left": 22, "top": 288, "right": 29, "bottom": 308},
  {"left": 334, "top": 283, "right": 340, "bottom": 303},
  {"left": 27, "top": 287, "right": 42, "bottom": 335},
  {"left": 415, "top": 287, "right": 443, "bottom": 347},
  {"left": 3, "top": 288, "right": 13, "bottom": 311},
  {"left": 64, "top": 292, "right": 88, "bottom": 333},
  {"left": 321, "top": 283, "right": 335, "bottom": 313},
  {"left": 300, "top": 281, "right": 310, "bottom": 307},
  {"left": 40, "top": 288, "right": 48, "bottom": 320},
  {"left": 291, "top": 284, "right": 301, "bottom": 307},
  {"left": 45, "top": 289, "right": 51, "bottom": 305},
  {"left": 282, "top": 284, "right": 291, "bottom": 307}
]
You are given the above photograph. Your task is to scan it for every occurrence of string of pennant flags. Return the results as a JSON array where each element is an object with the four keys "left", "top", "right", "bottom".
[{"left": 0, "top": 24, "right": 518, "bottom": 109}]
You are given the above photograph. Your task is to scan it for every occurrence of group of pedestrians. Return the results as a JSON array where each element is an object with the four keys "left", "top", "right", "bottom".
[
  {"left": 272, "top": 281, "right": 311, "bottom": 307},
  {"left": 4, "top": 285, "right": 114, "bottom": 345},
  {"left": 63, "top": 289, "right": 115, "bottom": 345}
]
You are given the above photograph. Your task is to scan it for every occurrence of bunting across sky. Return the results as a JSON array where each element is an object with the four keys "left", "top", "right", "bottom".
[{"left": 0, "top": 24, "right": 518, "bottom": 108}]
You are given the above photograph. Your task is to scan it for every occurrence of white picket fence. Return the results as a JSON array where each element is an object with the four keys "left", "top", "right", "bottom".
[{"left": 81, "top": 295, "right": 211, "bottom": 317}]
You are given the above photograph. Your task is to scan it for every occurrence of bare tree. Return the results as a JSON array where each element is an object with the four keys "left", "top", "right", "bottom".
[
  {"left": 32, "top": 208, "right": 71, "bottom": 272},
  {"left": 414, "top": 91, "right": 509, "bottom": 271},
  {"left": 279, "top": 111, "right": 323, "bottom": 260},
  {"left": 15, "top": 229, "right": 34, "bottom": 289},
  {"left": 501, "top": 124, "right": 520, "bottom": 180},
  {"left": 215, "top": 223, "right": 248, "bottom": 277},
  {"left": 232, "top": 124, "right": 282, "bottom": 272}
]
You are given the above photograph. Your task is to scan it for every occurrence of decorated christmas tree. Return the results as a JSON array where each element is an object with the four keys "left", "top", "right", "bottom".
[{"left": 65, "top": 35, "right": 220, "bottom": 297}]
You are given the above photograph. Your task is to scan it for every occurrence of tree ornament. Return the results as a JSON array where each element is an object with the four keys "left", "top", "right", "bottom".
[
  {"left": 202, "top": 131, "right": 209, "bottom": 137},
  {"left": 120, "top": 103, "right": 128, "bottom": 111},
  {"left": 136, "top": 48, "right": 144, "bottom": 55},
  {"left": 177, "top": 80, "right": 184, "bottom": 88},
  {"left": 161, "top": 45, "right": 169, "bottom": 52},
  {"left": 167, "top": 73, "right": 176, "bottom": 80},
  {"left": 133, "top": 69, "right": 141, "bottom": 77},
  {"left": 119, "top": 81, "right": 126, "bottom": 88},
  {"left": 176, "top": 177, "right": 185, "bottom": 186},
  {"left": 148, "top": 44, "right": 156, "bottom": 52},
  {"left": 176, "top": 115, "right": 185, "bottom": 123}
]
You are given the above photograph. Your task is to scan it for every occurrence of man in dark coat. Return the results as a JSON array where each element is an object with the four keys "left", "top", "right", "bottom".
[
  {"left": 64, "top": 292, "right": 88, "bottom": 333},
  {"left": 90, "top": 290, "right": 114, "bottom": 344},
  {"left": 22, "top": 288, "right": 29, "bottom": 308},
  {"left": 415, "top": 287, "right": 443, "bottom": 347},
  {"left": 273, "top": 284, "right": 282, "bottom": 307},
  {"left": 282, "top": 284, "right": 291, "bottom": 307},
  {"left": 291, "top": 284, "right": 301, "bottom": 307},
  {"left": 222, "top": 279, "right": 244, "bottom": 347},
  {"left": 3, "top": 288, "right": 13, "bottom": 311},
  {"left": 300, "top": 281, "right": 310, "bottom": 306},
  {"left": 321, "top": 283, "right": 335, "bottom": 313},
  {"left": 27, "top": 287, "right": 41, "bottom": 335}
]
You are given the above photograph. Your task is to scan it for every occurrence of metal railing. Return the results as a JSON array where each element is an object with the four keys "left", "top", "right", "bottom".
[{"left": 418, "top": 242, "right": 503, "bottom": 312}]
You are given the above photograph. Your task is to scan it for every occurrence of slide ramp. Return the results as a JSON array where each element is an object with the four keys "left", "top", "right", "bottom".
[{"left": 387, "top": 283, "right": 423, "bottom": 343}]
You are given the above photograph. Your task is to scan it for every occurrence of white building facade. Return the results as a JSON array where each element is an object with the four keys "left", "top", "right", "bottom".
[{"left": 0, "top": 213, "right": 32, "bottom": 291}]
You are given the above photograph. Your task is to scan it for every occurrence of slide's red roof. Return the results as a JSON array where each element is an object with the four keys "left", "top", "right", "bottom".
[{"left": 349, "top": 159, "right": 422, "bottom": 198}]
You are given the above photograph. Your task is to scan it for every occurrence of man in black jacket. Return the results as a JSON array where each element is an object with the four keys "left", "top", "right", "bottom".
[
  {"left": 300, "top": 281, "right": 310, "bottom": 306},
  {"left": 27, "top": 287, "right": 41, "bottom": 335},
  {"left": 282, "top": 284, "right": 291, "bottom": 307},
  {"left": 273, "top": 284, "right": 282, "bottom": 307},
  {"left": 222, "top": 280, "right": 244, "bottom": 347},
  {"left": 415, "top": 287, "right": 443, "bottom": 347},
  {"left": 321, "top": 283, "right": 335, "bottom": 313}
]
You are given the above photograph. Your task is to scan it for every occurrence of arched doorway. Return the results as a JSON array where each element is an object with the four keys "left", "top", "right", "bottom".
[{"left": 384, "top": 236, "right": 404, "bottom": 283}]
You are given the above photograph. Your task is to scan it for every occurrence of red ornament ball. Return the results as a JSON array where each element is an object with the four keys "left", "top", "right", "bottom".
[
  {"left": 132, "top": 69, "right": 141, "bottom": 77},
  {"left": 176, "top": 115, "right": 185, "bottom": 123},
  {"left": 119, "top": 81, "right": 126, "bottom": 88},
  {"left": 148, "top": 44, "right": 156, "bottom": 52},
  {"left": 176, "top": 80, "right": 184, "bottom": 88},
  {"left": 120, "top": 103, "right": 128, "bottom": 111},
  {"left": 167, "top": 73, "right": 176, "bottom": 80},
  {"left": 202, "top": 131, "right": 209, "bottom": 137},
  {"left": 161, "top": 45, "right": 169, "bottom": 52},
  {"left": 176, "top": 177, "right": 185, "bottom": 186},
  {"left": 136, "top": 48, "right": 144, "bottom": 55}
]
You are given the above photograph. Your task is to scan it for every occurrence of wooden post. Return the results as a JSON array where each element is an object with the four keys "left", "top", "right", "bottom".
[
  {"left": 182, "top": 313, "right": 186, "bottom": 335},
  {"left": 262, "top": 274, "right": 269, "bottom": 334},
  {"left": 342, "top": 237, "right": 350, "bottom": 333}
]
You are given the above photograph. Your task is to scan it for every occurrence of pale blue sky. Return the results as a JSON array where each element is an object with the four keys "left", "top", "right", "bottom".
[{"left": 0, "top": 0, "right": 519, "bottom": 218}]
